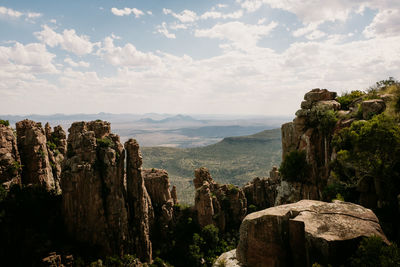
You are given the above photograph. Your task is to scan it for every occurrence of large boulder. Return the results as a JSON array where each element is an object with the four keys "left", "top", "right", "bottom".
[
  {"left": 304, "top": 88, "right": 337, "bottom": 103},
  {"left": 16, "top": 120, "right": 56, "bottom": 190},
  {"left": 236, "top": 200, "right": 388, "bottom": 267},
  {"left": 0, "top": 124, "right": 21, "bottom": 188},
  {"left": 361, "top": 99, "right": 386, "bottom": 119}
]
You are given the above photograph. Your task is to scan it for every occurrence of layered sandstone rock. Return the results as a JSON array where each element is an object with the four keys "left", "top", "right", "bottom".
[
  {"left": 125, "top": 139, "right": 153, "bottom": 262},
  {"left": 279, "top": 89, "right": 340, "bottom": 204},
  {"left": 143, "top": 168, "right": 176, "bottom": 233},
  {"left": 16, "top": 120, "right": 56, "bottom": 190},
  {"left": 45, "top": 123, "right": 67, "bottom": 193},
  {"left": 236, "top": 200, "right": 388, "bottom": 267},
  {"left": 61, "top": 121, "right": 129, "bottom": 256},
  {"left": 0, "top": 124, "right": 21, "bottom": 188},
  {"left": 243, "top": 176, "right": 279, "bottom": 211},
  {"left": 194, "top": 167, "right": 246, "bottom": 231}
]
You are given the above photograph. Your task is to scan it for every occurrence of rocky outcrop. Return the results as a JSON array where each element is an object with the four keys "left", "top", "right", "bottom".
[
  {"left": 194, "top": 167, "right": 247, "bottom": 231},
  {"left": 143, "top": 168, "right": 176, "bottom": 234},
  {"left": 61, "top": 121, "right": 129, "bottom": 256},
  {"left": 0, "top": 124, "right": 21, "bottom": 188},
  {"left": 125, "top": 139, "right": 153, "bottom": 263},
  {"left": 236, "top": 200, "right": 388, "bottom": 267},
  {"left": 279, "top": 89, "right": 340, "bottom": 204},
  {"left": 243, "top": 176, "right": 279, "bottom": 211},
  {"left": 45, "top": 123, "right": 67, "bottom": 193},
  {"left": 16, "top": 120, "right": 56, "bottom": 191},
  {"left": 361, "top": 99, "right": 386, "bottom": 119}
]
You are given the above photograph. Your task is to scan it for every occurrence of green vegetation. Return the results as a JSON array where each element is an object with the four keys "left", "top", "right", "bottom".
[
  {"left": 336, "top": 90, "right": 365, "bottom": 110},
  {"left": 350, "top": 236, "right": 400, "bottom": 267},
  {"left": 96, "top": 137, "right": 114, "bottom": 148},
  {"left": 47, "top": 141, "right": 57, "bottom": 151},
  {"left": 279, "top": 150, "right": 310, "bottom": 182},
  {"left": 0, "top": 119, "right": 10, "bottom": 126},
  {"left": 151, "top": 205, "right": 237, "bottom": 267},
  {"left": 142, "top": 129, "right": 282, "bottom": 204}
]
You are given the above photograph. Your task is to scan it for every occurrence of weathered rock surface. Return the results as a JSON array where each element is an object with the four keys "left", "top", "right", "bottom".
[
  {"left": 0, "top": 124, "right": 21, "bottom": 188},
  {"left": 361, "top": 99, "right": 386, "bottom": 119},
  {"left": 125, "top": 139, "right": 153, "bottom": 262},
  {"left": 61, "top": 121, "right": 129, "bottom": 256},
  {"left": 213, "top": 249, "right": 242, "bottom": 267},
  {"left": 243, "top": 176, "right": 279, "bottom": 211},
  {"left": 45, "top": 123, "right": 67, "bottom": 193},
  {"left": 194, "top": 167, "right": 246, "bottom": 231},
  {"left": 279, "top": 89, "right": 341, "bottom": 204},
  {"left": 143, "top": 168, "right": 176, "bottom": 234},
  {"left": 16, "top": 120, "right": 56, "bottom": 190},
  {"left": 236, "top": 200, "right": 388, "bottom": 267}
]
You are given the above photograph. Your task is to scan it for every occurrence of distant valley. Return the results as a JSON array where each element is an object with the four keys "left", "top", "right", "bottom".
[{"left": 142, "top": 128, "right": 282, "bottom": 204}]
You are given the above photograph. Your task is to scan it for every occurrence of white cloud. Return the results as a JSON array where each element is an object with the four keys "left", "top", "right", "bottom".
[
  {"left": 64, "top": 57, "right": 90, "bottom": 68},
  {"left": 363, "top": 9, "right": 400, "bottom": 38},
  {"left": 200, "top": 10, "right": 243, "bottom": 20},
  {"left": 163, "top": 8, "right": 198, "bottom": 23},
  {"left": 0, "top": 6, "right": 23, "bottom": 18},
  {"left": 111, "top": 7, "right": 144, "bottom": 18},
  {"left": 195, "top": 21, "right": 278, "bottom": 50},
  {"left": 35, "top": 25, "right": 96, "bottom": 56},
  {"left": 98, "top": 37, "right": 162, "bottom": 67},
  {"left": 0, "top": 6, "right": 42, "bottom": 22},
  {"left": 0, "top": 42, "right": 57, "bottom": 75},
  {"left": 147, "top": 11, "right": 153, "bottom": 15},
  {"left": 157, "top": 22, "right": 176, "bottom": 39}
]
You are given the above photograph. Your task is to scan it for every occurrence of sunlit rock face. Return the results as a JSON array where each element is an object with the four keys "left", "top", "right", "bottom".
[
  {"left": 61, "top": 121, "right": 129, "bottom": 256},
  {"left": 0, "top": 123, "right": 21, "bottom": 188},
  {"left": 237, "top": 200, "right": 388, "bottom": 267},
  {"left": 194, "top": 167, "right": 247, "bottom": 232},
  {"left": 125, "top": 139, "right": 153, "bottom": 262},
  {"left": 16, "top": 120, "right": 56, "bottom": 191}
]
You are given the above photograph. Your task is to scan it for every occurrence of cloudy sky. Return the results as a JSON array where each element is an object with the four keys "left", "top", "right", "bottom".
[{"left": 0, "top": 0, "right": 399, "bottom": 116}]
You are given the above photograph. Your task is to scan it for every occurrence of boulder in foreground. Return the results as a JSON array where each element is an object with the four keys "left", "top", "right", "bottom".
[{"left": 236, "top": 200, "right": 388, "bottom": 267}]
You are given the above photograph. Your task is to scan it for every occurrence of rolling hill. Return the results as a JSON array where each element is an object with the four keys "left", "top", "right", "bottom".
[{"left": 141, "top": 128, "right": 282, "bottom": 204}]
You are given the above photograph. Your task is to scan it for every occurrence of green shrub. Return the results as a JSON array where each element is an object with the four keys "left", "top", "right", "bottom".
[
  {"left": 248, "top": 204, "right": 258, "bottom": 213},
  {"left": 47, "top": 141, "right": 57, "bottom": 151},
  {"left": 350, "top": 236, "right": 400, "bottom": 267},
  {"left": 279, "top": 150, "right": 310, "bottom": 182},
  {"left": 96, "top": 137, "right": 113, "bottom": 148},
  {"left": 337, "top": 90, "right": 365, "bottom": 110},
  {"left": 0, "top": 119, "right": 10, "bottom": 126}
]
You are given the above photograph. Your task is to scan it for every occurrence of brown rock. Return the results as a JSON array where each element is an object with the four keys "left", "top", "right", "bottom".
[
  {"left": 171, "top": 185, "right": 178, "bottom": 205},
  {"left": 236, "top": 200, "right": 388, "bottom": 267},
  {"left": 142, "top": 168, "right": 176, "bottom": 235},
  {"left": 61, "top": 121, "right": 129, "bottom": 256},
  {"left": 0, "top": 124, "right": 21, "bottom": 188},
  {"left": 194, "top": 168, "right": 246, "bottom": 231},
  {"left": 243, "top": 176, "right": 278, "bottom": 211},
  {"left": 125, "top": 139, "right": 153, "bottom": 263},
  {"left": 16, "top": 120, "right": 56, "bottom": 190},
  {"left": 315, "top": 100, "right": 341, "bottom": 111},
  {"left": 361, "top": 99, "right": 386, "bottom": 119},
  {"left": 304, "top": 88, "right": 337, "bottom": 103}
]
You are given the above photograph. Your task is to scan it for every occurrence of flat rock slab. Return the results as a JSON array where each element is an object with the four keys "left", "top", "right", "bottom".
[{"left": 237, "top": 200, "right": 388, "bottom": 267}]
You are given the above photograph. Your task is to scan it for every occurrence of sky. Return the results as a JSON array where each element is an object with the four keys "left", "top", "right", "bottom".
[{"left": 0, "top": 0, "right": 399, "bottom": 116}]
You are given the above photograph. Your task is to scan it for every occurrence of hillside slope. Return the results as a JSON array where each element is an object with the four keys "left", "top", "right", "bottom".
[{"left": 141, "top": 128, "right": 282, "bottom": 204}]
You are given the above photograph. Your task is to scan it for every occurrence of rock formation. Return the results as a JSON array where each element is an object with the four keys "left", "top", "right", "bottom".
[
  {"left": 243, "top": 176, "right": 279, "bottom": 211},
  {"left": 16, "top": 120, "right": 56, "bottom": 191},
  {"left": 61, "top": 121, "right": 129, "bottom": 256},
  {"left": 125, "top": 139, "right": 153, "bottom": 262},
  {"left": 143, "top": 168, "right": 176, "bottom": 234},
  {"left": 45, "top": 123, "right": 67, "bottom": 193},
  {"left": 0, "top": 123, "right": 21, "bottom": 188},
  {"left": 361, "top": 99, "right": 386, "bottom": 119},
  {"left": 235, "top": 200, "right": 388, "bottom": 267},
  {"left": 279, "top": 89, "right": 340, "bottom": 204},
  {"left": 194, "top": 167, "right": 246, "bottom": 231}
]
